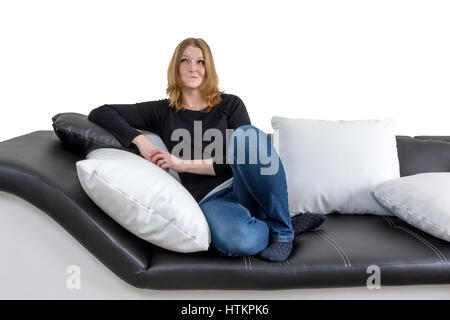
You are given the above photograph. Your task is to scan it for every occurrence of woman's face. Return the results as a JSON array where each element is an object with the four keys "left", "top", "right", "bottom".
[{"left": 179, "top": 46, "right": 206, "bottom": 89}]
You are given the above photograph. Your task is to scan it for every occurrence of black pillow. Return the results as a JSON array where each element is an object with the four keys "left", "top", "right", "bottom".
[
  {"left": 52, "top": 112, "right": 140, "bottom": 157},
  {"left": 396, "top": 135, "right": 450, "bottom": 176}
]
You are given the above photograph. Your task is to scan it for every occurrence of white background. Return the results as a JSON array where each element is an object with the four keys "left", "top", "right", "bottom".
[
  {"left": 0, "top": 0, "right": 449, "bottom": 143},
  {"left": 1, "top": 1, "right": 450, "bottom": 299}
]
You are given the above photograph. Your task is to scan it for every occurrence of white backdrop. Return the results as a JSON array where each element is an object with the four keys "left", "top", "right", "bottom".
[
  {"left": 0, "top": 0, "right": 449, "bottom": 142},
  {"left": 1, "top": 1, "right": 450, "bottom": 300}
]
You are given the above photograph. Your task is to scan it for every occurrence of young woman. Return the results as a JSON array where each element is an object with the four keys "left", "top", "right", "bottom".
[{"left": 88, "top": 37, "right": 325, "bottom": 262}]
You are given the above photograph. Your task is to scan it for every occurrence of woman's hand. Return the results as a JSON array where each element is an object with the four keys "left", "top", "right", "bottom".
[
  {"left": 132, "top": 135, "right": 161, "bottom": 162},
  {"left": 132, "top": 134, "right": 213, "bottom": 174},
  {"left": 150, "top": 150, "right": 186, "bottom": 173}
]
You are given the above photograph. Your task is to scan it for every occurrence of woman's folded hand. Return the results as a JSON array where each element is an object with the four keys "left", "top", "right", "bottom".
[{"left": 150, "top": 149, "right": 186, "bottom": 173}]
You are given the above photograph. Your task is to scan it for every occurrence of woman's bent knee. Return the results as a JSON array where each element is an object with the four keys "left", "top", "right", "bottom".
[
  {"left": 215, "top": 220, "right": 269, "bottom": 257},
  {"left": 227, "top": 125, "right": 265, "bottom": 164}
]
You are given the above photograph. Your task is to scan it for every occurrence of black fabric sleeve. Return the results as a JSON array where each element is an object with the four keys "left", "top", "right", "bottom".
[
  {"left": 88, "top": 101, "right": 164, "bottom": 148},
  {"left": 213, "top": 95, "right": 252, "bottom": 177},
  {"left": 212, "top": 159, "right": 233, "bottom": 177}
]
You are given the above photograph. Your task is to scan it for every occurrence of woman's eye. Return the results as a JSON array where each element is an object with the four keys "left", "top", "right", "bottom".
[{"left": 180, "top": 58, "right": 204, "bottom": 64}]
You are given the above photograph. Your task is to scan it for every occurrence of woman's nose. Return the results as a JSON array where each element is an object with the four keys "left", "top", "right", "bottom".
[{"left": 189, "top": 62, "right": 197, "bottom": 71}]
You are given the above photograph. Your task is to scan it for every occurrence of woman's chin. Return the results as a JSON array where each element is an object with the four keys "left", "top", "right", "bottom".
[{"left": 182, "top": 83, "right": 202, "bottom": 90}]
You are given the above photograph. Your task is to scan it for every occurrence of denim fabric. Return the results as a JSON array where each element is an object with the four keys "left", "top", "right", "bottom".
[{"left": 199, "top": 124, "right": 294, "bottom": 257}]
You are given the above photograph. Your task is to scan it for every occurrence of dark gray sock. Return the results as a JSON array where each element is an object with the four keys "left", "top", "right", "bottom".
[
  {"left": 258, "top": 241, "right": 293, "bottom": 262},
  {"left": 291, "top": 213, "right": 326, "bottom": 235}
]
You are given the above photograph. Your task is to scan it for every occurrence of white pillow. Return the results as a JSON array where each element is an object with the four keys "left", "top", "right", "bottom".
[
  {"left": 371, "top": 173, "right": 450, "bottom": 242},
  {"left": 76, "top": 148, "right": 210, "bottom": 253},
  {"left": 271, "top": 117, "right": 400, "bottom": 216}
]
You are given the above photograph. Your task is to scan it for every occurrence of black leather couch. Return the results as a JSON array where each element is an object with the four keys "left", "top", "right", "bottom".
[{"left": 0, "top": 130, "right": 449, "bottom": 290}]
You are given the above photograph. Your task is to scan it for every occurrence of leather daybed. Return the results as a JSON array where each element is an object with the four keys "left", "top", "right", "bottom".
[{"left": 0, "top": 130, "right": 449, "bottom": 290}]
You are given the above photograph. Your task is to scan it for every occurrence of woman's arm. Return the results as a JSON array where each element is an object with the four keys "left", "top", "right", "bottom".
[
  {"left": 88, "top": 101, "right": 164, "bottom": 148},
  {"left": 88, "top": 104, "right": 146, "bottom": 148},
  {"left": 150, "top": 149, "right": 216, "bottom": 175},
  {"left": 182, "top": 158, "right": 216, "bottom": 176},
  {"left": 132, "top": 134, "right": 160, "bottom": 163}
]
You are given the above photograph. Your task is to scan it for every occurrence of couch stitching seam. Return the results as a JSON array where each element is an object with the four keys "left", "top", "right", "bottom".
[
  {"left": 382, "top": 216, "right": 447, "bottom": 264},
  {"left": 396, "top": 226, "right": 447, "bottom": 264},
  {"left": 383, "top": 216, "right": 447, "bottom": 263},
  {"left": 316, "top": 230, "right": 352, "bottom": 267},
  {"left": 313, "top": 230, "right": 350, "bottom": 267}
]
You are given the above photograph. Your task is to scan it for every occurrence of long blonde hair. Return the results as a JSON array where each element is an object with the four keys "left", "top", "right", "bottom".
[{"left": 166, "top": 38, "right": 222, "bottom": 112}]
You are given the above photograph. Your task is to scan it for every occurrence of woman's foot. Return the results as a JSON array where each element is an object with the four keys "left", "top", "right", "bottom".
[
  {"left": 291, "top": 213, "right": 326, "bottom": 235},
  {"left": 258, "top": 241, "right": 293, "bottom": 262}
]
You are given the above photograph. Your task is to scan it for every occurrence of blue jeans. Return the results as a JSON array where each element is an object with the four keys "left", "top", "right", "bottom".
[{"left": 198, "top": 124, "right": 294, "bottom": 257}]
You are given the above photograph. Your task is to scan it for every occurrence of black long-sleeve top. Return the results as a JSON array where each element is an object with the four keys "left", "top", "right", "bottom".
[{"left": 88, "top": 93, "right": 251, "bottom": 203}]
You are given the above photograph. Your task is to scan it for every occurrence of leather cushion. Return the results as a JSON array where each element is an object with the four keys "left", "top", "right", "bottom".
[
  {"left": 52, "top": 112, "right": 140, "bottom": 157},
  {"left": 396, "top": 135, "right": 450, "bottom": 176}
]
